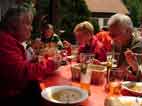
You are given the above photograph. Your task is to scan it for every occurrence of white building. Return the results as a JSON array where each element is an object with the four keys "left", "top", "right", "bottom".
[{"left": 85, "top": 0, "right": 129, "bottom": 29}]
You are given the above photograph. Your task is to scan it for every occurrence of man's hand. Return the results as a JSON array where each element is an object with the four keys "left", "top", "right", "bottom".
[{"left": 124, "top": 49, "right": 139, "bottom": 72}]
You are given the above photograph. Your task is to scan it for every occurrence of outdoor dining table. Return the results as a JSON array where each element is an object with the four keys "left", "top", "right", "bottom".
[{"left": 39, "top": 64, "right": 108, "bottom": 106}]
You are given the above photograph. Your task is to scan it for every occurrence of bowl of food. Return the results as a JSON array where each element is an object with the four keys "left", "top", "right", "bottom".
[
  {"left": 71, "top": 63, "right": 81, "bottom": 81},
  {"left": 41, "top": 85, "right": 88, "bottom": 104},
  {"left": 121, "top": 81, "right": 142, "bottom": 96}
]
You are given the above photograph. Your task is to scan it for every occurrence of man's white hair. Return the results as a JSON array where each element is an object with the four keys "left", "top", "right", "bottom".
[
  {"left": 108, "top": 13, "right": 133, "bottom": 30},
  {"left": 0, "top": 5, "right": 33, "bottom": 28}
]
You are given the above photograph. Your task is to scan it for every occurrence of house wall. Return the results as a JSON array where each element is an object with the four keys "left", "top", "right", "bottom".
[{"left": 91, "top": 12, "right": 114, "bottom": 30}]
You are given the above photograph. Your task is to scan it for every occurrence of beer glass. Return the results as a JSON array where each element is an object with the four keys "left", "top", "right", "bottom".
[{"left": 80, "top": 64, "right": 92, "bottom": 95}]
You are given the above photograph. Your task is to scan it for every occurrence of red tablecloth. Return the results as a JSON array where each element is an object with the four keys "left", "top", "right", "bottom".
[{"left": 39, "top": 65, "right": 107, "bottom": 106}]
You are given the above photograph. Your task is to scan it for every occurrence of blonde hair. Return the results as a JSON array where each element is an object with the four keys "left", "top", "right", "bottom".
[
  {"left": 108, "top": 13, "right": 133, "bottom": 31},
  {"left": 73, "top": 21, "right": 94, "bottom": 34}
]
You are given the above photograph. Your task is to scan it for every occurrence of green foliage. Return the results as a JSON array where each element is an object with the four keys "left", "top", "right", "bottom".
[
  {"left": 89, "top": 19, "right": 100, "bottom": 34},
  {"left": 58, "top": 0, "right": 91, "bottom": 43},
  {"left": 19, "top": 0, "right": 36, "bottom": 16},
  {"left": 123, "top": 0, "right": 142, "bottom": 27},
  {"left": 36, "top": 0, "right": 49, "bottom": 14},
  {"left": 59, "top": 0, "right": 91, "bottom": 32},
  {"left": 32, "top": 0, "right": 99, "bottom": 43}
]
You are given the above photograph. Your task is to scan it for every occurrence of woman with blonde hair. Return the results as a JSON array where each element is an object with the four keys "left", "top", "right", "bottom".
[{"left": 74, "top": 21, "right": 106, "bottom": 62}]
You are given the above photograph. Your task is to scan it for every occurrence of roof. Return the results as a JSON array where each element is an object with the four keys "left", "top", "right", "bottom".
[{"left": 85, "top": 0, "right": 129, "bottom": 14}]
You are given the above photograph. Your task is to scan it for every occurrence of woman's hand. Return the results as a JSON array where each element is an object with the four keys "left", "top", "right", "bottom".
[{"left": 124, "top": 49, "right": 139, "bottom": 72}]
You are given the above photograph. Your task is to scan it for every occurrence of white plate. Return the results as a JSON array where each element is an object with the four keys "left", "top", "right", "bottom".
[
  {"left": 121, "top": 81, "right": 142, "bottom": 96},
  {"left": 105, "top": 96, "right": 142, "bottom": 106},
  {"left": 41, "top": 85, "right": 88, "bottom": 104},
  {"left": 118, "top": 96, "right": 142, "bottom": 102}
]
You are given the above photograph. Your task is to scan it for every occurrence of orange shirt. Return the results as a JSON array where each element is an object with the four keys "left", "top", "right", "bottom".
[{"left": 96, "top": 31, "right": 112, "bottom": 52}]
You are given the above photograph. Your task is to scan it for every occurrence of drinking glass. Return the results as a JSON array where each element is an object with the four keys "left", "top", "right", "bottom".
[
  {"left": 91, "top": 64, "right": 106, "bottom": 85},
  {"left": 105, "top": 52, "right": 121, "bottom": 95},
  {"left": 107, "top": 81, "right": 121, "bottom": 96},
  {"left": 80, "top": 64, "right": 92, "bottom": 95},
  {"left": 79, "top": 53, "right": 95, "bottom": 64},
  {"left": 71, "top": 63, "right": 81, "bottom": 81},
  {"left": 106, "top": 52, "right": 120, "bottom": 68}
]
